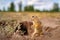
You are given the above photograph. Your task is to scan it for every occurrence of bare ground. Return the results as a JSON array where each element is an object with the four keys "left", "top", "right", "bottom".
[
  {"left": 11, "top": 17, "right": 60, "bottom": 40},
  {"left": 0, "top": 12, "right": 60, "bottom": 40}
]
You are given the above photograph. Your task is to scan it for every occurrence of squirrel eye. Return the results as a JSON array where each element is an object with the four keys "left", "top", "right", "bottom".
[{"left": 32, "top": 16, "right": 34, "bottom": 18}]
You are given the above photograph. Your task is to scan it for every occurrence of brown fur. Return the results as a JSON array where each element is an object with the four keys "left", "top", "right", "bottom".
[{"left": 31, "top": 16, "right": 43, "bottom": 38}]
